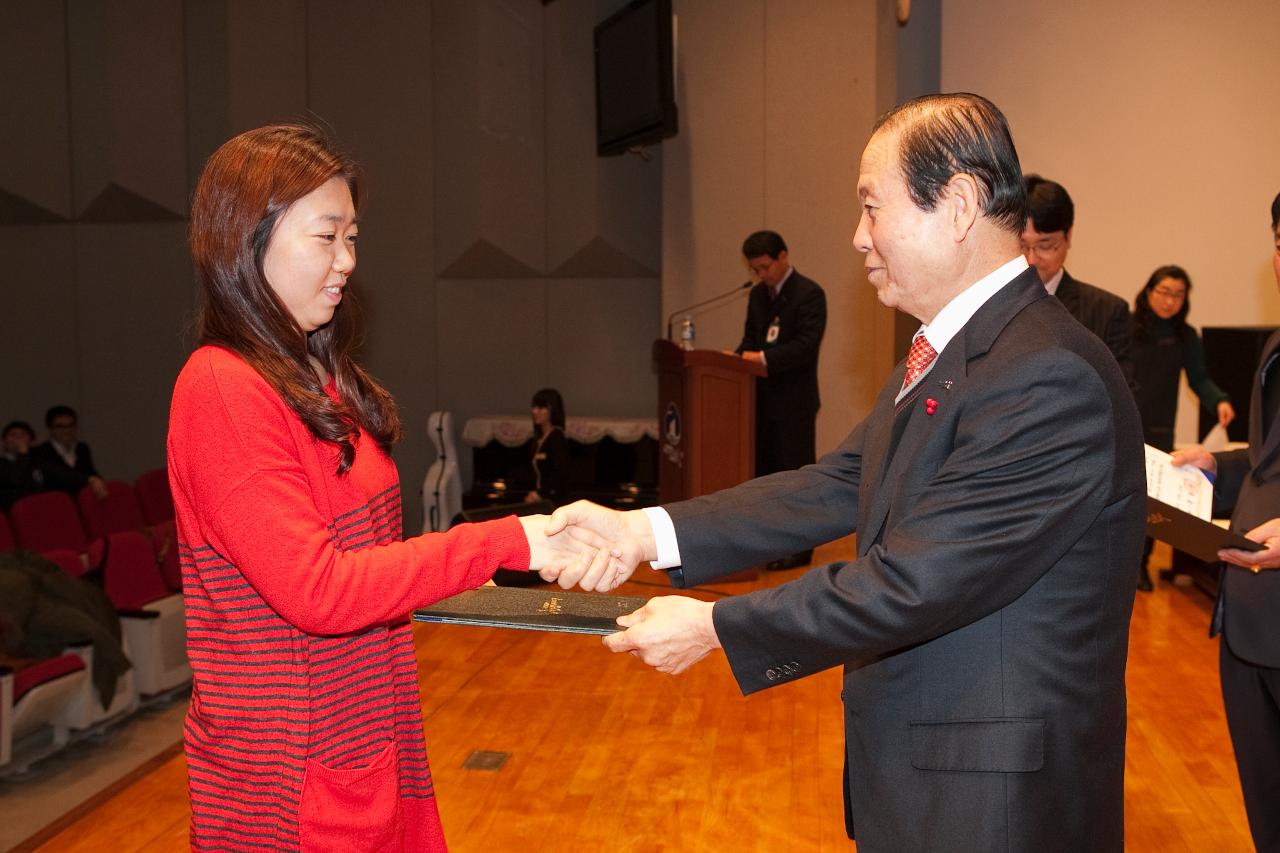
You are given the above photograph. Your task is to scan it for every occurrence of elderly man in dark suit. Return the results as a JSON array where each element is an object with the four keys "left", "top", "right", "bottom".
[
  {"left": 545, "top": 93, "right": 1145, "bottom": 851},
  {"left": 735, "top": 229, "right": 826, "bottom": 568},
  {"left": 1172, "top": 191, "right": 1280, "bottom": 853}
]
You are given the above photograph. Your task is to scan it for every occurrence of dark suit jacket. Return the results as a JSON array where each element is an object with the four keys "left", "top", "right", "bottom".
[
  {"left": 1055, "top": 270, "right": 1135, "bottom": 388},
  {"left": 664, "top": 268, "right": 1144, "bottom": 851},
  {"left": 30, "top": 440, "right": 99, "bottom": 494},
  {"left": 735, "top": 270, "right": 826, "bottom": 420},
  {"left": 1212, "top": 330, "right": 1280, "bottom": 668}
]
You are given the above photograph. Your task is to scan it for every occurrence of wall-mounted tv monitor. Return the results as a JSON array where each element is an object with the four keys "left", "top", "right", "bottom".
[{"left": 594, "top": 0, "right": 678, "bottom": 156}]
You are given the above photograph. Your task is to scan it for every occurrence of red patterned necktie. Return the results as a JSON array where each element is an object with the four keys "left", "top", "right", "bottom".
[{"left": 902, "top": 334, "right": 938, "bottom": 391}]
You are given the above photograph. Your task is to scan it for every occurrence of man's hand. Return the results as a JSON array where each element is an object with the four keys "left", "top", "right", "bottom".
[
  {"left": 517, "top": 514, "right": 611, "bottom": 582},
  {"left": 89, "top": 475, "right": 109, "bottom": 500},
  {"left": 740, "top": 350, "right": 765, "bottom": 365},
  {"left": 1218, "top": 401, "right": 1236, "bottom": 428},
  {"left": 1170, "top": 445, "right": 1217, "bottom": 476},
  {"left": 543, "top": 500, "right": 656, "bottom": 591},
  {"left": 1219, "top": 517, "right": 1280, "bottom": 572},
  {"left": 602, "top": 596, "right": 720, "bottom": 674}
]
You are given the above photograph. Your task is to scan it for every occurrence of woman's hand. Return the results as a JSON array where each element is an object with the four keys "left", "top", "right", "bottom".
[
  {"left": 517, "top": 514, "right": 612, "bottom": 582},
  {"left": 1218, "top": 401, "right": 1236, "bottom": 427}
]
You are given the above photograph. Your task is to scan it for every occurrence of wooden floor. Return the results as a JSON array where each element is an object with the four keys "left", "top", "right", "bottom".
[{"left": 16, "top": 539, "right": 1255, "bottom": 852}]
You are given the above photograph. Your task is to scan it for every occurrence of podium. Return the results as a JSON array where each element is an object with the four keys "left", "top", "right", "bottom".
[{"left": 653, "top": 340, "right": 766, "bottom": 504}]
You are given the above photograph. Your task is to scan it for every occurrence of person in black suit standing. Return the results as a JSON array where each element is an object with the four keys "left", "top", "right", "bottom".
[
  {"left": 735, "top": 231, "right": 826, "bottom": 568},
  {"left": 545, "top": 94, "right": 1144, "bottom": 852},
  {"left": 30, "top": 404, "right": 108, "bottom": 499},
  {"left": 1172, "top": 192, "right": 1280, "bottom": 853},
  {"left": 1021, "top": 175, "right": 1135, "bottom": 389}
]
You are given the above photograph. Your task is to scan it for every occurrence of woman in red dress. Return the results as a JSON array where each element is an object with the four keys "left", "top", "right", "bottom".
[{"left": 169, "top": 124, "right": 601, "bottom": 852}]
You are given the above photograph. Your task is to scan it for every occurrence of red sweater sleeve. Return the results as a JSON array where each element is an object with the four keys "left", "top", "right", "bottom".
[{"left": 170, "top": 349, "right": 530, "bottom": 635}]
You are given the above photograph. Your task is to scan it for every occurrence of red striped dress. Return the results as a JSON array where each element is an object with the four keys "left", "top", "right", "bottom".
[{"left": 167, "top": 346, "right": 528, "bottom": 852}]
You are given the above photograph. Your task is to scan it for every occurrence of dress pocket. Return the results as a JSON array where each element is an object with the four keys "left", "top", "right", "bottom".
[{"left": 299, "top": 740, "right": 404, "bottom": 852}]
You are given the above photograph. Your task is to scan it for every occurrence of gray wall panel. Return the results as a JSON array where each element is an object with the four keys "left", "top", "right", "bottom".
[
  {"left": 0, "top": 2, "right": 72, "bottom": 218},
  {"left": 72, "top": 223, "right": 195, "bottom": 478}
]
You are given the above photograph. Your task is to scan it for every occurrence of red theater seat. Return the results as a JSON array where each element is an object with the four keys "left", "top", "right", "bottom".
[{"left": 134, "top": 468, "right": 174, "bottom": 526}]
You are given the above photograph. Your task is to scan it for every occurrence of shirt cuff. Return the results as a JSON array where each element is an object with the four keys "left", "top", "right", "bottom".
[{"left": 642, "top": 506, "right": 682, "bottom": 570}]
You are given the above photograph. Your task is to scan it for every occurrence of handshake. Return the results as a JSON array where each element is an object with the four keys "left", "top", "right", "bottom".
[{"left": 515, "top": 501, "right": 721, "bottom": 674}]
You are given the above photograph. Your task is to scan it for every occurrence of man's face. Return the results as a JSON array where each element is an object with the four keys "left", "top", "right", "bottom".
[
  {"left": 1020, "top": 223, "right": 1071, "bottom": 285},
  {"left": 852, "top": 129, "right": 955, "bottom": 322},
  {"left": 746, "top": 250, "right": 790, "bottom": 289},
  {"left": 50, "top": 416, "right": 77, "bottom": 446},
  {"left": 1273, "top": 224, "right": 1280, "bottom": 288},
  {"left": 3, "top": 428, "right": 31, "bottom": 455}
]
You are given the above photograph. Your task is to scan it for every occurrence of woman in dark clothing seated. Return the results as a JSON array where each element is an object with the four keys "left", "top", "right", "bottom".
[
  {"left": 1132, "top": 265, "right": 1235, "bottom": 590},
  {"left": 524, "top": 388, "right": 570, "bottom": 507}
]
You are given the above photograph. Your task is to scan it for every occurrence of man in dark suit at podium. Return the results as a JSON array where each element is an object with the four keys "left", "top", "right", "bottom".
[
  {"left": 549, "top": 93, "right": 1145, "bottom": 852},
  {"left": 1172, "top": 191, "right": 1280, "bottom": 853},
  {"left": 1021, "top": 175, "right": 1134, "bottom": 390},
  {"left": 735, "top": 230, "right": 827, "bottom": 568}
]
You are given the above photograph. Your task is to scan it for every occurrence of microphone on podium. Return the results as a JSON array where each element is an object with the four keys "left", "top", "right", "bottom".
[{"left": 665, "top": 281, "right": 753, "bottom": 340}]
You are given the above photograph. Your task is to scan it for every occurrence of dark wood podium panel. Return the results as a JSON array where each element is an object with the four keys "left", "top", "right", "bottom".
[
  {"left": 653, "top": 340, "right": 764, "bottom": 505},
  {"left": 696, "top": 373, "right": 746, "bottom": 495}
]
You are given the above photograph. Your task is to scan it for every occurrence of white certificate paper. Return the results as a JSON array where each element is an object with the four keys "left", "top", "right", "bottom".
[{"left": 1144, "top": 444, "right": 1212, "bottom": 521}]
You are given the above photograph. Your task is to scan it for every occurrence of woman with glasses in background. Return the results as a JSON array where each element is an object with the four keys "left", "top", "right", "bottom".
[{"left": 1132, "top": 264, "right": 1235, "bottom": 590}]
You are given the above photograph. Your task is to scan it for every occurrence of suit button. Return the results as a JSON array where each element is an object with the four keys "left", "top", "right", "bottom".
[{"left": 766, "top": 668, "right": 778, "bottom": 681}]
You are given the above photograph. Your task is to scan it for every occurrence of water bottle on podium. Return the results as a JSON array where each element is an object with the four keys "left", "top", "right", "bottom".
[{"left": 679, "top": 315, "right": 695, "bottom": 351}]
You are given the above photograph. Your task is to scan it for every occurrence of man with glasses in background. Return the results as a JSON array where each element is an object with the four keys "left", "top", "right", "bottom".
[{"left": 1021, "top": 175, "right": 1134, "bottom": 389}]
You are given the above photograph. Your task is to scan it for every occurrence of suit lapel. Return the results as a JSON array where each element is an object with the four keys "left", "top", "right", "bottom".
[
  {"left": 1249, "top": 330, "right": 1280, "bottom": 472},
  {"left": 1054, "top": 271, "right": 1078, "bottom": 312},
  {"left": 859, "top": 348, "right": 965, "bottom": 551},
  {"left": 857, "top": 268, "right": 1047, "bottom": 553}
]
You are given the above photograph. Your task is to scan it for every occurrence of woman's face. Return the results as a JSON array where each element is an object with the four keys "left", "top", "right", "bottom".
[
  {"left": 263, "top": 177, "right": 358, "bottom": 333},
  {"left": 531, "top": 405, "right": 550, "bottom": 429},
  {"left": 1149, "top": 276, "right": 1187, "bottom": 321}
]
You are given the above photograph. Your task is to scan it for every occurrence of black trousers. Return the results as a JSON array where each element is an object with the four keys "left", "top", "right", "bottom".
[
  {"left": 1220, "top": 638, "right": 1280, "bottom": 852},
  {"left": 755, "top": 414, "right": 816, "bottom": 477}
]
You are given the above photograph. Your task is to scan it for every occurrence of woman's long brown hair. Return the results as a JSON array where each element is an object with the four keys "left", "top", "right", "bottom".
[{"left": 189, "top": 123, "right": 401, "bottom": 473}]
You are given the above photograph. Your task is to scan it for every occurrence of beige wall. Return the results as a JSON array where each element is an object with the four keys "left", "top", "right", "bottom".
[
  {"left": 662, "top": 0, "right": 897, "bottom": 458},
  {"left": 0, "top": 0, "right": 658, "bottom": 529},
  {"left": 943, "top": 0, "right": 1280, "bottom": 443}
]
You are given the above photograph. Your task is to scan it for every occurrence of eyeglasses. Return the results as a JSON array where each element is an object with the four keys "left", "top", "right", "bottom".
[
  {"left": 1151, "top": 287, "right": 1186, "bottom": 301},
  {"left": 749, "top": 259, "right": 776, "bottom": 277},
  {"left": 1021, "top": 239, "right": 1066, "bottom": 258}
]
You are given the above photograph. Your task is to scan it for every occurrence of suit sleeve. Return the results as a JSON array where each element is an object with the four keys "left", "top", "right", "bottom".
[
  {"left": 664, "top": 421, "right": 865, "bottom": 587},
  {"left": 1103, "top": 299, "right": 1136, "bottom": 392},
  {"left": 1213, "top": 448, "right": 1251, "bottom": 517},
  {"left": 735, "top": 289, "right": 763, "bottom": 355},
  {"left": 761, "top": 284, "right": 827, "bottom": 376},
  {"left": 709, "top": 349, "right": 1124, "bottom": 695}
]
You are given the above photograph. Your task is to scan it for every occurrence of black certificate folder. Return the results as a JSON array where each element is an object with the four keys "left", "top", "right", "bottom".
[
  {"left": 1146, "top": 496, "right": 1263, "bottom": 563},
  {"left": 413, "top": 586, "right": 646, "bottom": 635}
]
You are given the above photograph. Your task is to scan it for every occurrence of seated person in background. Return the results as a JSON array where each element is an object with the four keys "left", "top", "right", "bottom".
[
  {"left": 1131, "top": 265, "right": 1234, "bottom": 591},
  {"left": 31, "top": 404, "right": 109, "bottom": 499},
  {"left": 0, "top": 420, "right": 45, "bottom": 509},
  {"left": 524, "top": 388, "right": 569, "bottom": 507}
]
